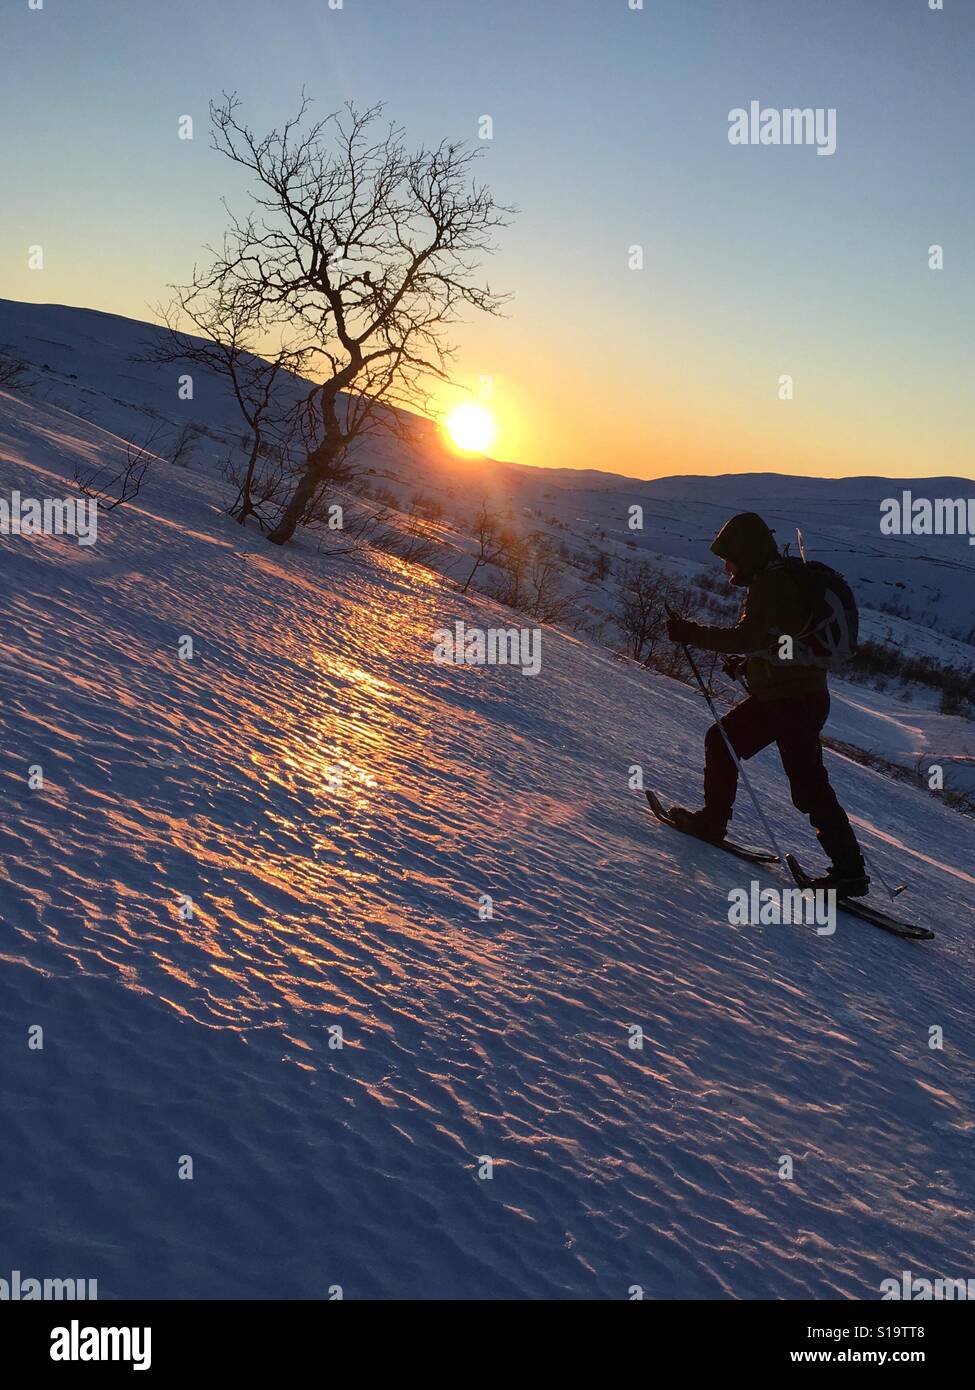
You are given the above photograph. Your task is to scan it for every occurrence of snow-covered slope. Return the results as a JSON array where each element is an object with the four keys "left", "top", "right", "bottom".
[
  {"left": 829, "top": 683, "right": 975, "bottom": 796},
  {"left": 4, "top": 296, "right": 975, "bottom": 653},
  {"left": 503, "top": 470, "right": 975, "bottom": 649},
  {"left": 1, "top": 387, "right": 973, "bottom": 1299},
  {"left": 7, "top": 294, "right": 969, "bottom": 799},
  {"left": 0, "top": 295, "right": 452, "bottom": 494}
]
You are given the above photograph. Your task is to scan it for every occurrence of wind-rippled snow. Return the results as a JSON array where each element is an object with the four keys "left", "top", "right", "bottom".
[{"left": 1, "top": 391, "right": 973, "bottom": 1299}]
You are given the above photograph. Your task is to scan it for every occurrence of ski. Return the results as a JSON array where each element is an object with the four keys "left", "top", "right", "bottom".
[
  {"left": 785, "top": 854, "right": 934, "bottom": 941},
  {"left": 644, "top": 789, "right": 779, "bottom": 864}
]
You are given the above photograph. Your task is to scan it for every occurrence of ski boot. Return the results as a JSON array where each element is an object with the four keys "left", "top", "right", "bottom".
[
  {"left": 668, "top": 806, "right": 728, "bottom": 845},
  {"left": 802, "top": 862, "right": 870, "bottom": 899}
]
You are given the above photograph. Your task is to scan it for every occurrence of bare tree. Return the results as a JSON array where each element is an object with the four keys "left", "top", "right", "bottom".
[
  {"left": 312, "top": 497, "right": 396, "bottom": 558},
  {"left": 491, "top": 533, "right": 576, "bottom": 622},
  {"left": 522, "top": 537, "right": 576, "bottom": 622},
  {"left": 410, "top": 490, "right": 443, "bottom": 522},
  {"left": 73, "top": 425, "right": 163, "bottom": 510},
  {"left": 374, "top": 502, "right": 444, "bottom": 568},
  {"left": 589, "top": 549, "right": 611, "bottom": 582},
  {"left": 460, "top": 500, "right": 511, "bottom": 593},
  {"left": 0, "top": 348, "right": 31, "bottom": 391},
  {"left": 168, "top": 423, "right": 202, "bottom": 469},
  {"left": 490, "top": 533, "right": 529, "bottom": 611},
  {"left": 221, "top": 438, "right": 292, "bottom": 527},
  {"left": 618, "top": 560, "right": 669, "bottom": 662},
  {"left": 142, "top": 294, "right": 310, "bottom": 528},
  {"left": 197, "top": 93, "right": 513, "bottom": 545}
]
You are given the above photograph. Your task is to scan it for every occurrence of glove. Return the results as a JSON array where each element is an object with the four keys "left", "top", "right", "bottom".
[
  {"left": 721, "top": 655, "right": 746, "bottom": 680},
  {"left": 666, "top": 615, "right": 694, "bottom": 644}
]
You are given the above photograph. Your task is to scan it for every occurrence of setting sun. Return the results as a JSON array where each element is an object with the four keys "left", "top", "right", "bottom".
[{"left": 444, "top": 403, "right": 496, "bottom": 454}]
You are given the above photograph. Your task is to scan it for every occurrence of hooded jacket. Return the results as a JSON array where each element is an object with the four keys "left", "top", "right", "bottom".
[{"left": 679, "top": 511, "right": 827, "bottom": 702}]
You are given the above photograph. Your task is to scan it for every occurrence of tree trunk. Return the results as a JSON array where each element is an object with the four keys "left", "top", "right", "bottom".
[
  {"left": 267, "top": 469, "right": 316, "bottom": 545},
  {"left": 233, "top": 432, "right": 263, "bottom": 523},
  {"left": 267, "top": 441, "right": 342, "bottom": 546}
]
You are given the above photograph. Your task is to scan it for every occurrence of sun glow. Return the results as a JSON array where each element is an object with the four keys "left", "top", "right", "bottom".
[{"left": 444, "top": 403, "right": 496, "bottom": 454}]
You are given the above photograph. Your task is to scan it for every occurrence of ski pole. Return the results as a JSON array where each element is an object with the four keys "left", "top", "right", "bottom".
[
  {"left": 665, "top": 604, "right": 783, "bottom": 862},
  {"left": 861, "top": 851, "right": 906, "bottom": 900}
]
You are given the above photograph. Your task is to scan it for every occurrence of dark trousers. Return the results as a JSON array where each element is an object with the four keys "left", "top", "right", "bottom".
[{"left": 705, "top": 690, "right": 863, "bottom": 869}]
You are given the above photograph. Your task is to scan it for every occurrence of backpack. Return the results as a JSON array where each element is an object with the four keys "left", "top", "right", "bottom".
[{"left": 771, "top": 556, "right": 859, "bottom": 666}]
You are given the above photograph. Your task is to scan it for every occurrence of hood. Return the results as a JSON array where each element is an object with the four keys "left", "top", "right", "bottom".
[{"left": 710, "top": 512, "right": 779, "bottom": 579}]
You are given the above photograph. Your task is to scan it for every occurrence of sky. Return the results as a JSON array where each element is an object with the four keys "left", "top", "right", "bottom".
[{"left": 1, "top": 0, "right": 972, "bottom": 480}]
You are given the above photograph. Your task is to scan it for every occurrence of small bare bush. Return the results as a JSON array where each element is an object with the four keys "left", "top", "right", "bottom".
[{"left": 72, "top": 425, "right": 163, "bottom": 510}]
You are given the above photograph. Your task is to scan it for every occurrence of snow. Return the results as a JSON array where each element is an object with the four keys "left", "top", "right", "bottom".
[
  {"left": 829, "top": 682, "right": 975, "bottom": 796},
  {"left": 5, "top": 296, "right": 975, "bottom": 659},
  {"left": 2, "top": 380, "right": 974, "bottom": 1300}
]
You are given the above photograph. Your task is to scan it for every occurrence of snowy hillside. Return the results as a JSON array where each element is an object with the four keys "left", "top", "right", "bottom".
[
  {"left": 2, "top": 385, "right": 973, "bottom": 1299},
  {"left": 502, "top": 469, "right": 975, "bottom": 654},
  {"left": 4, "top": 296, "right": 973, "bottom": 797},
  {"left": 0, "top": 295, "right": 453, "bottom": 500},
  {"left": 4, "top": 297, "right": 975, "bottom": 652}
]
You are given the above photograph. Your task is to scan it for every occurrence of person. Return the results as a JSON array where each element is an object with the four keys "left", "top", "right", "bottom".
[{"left": 665, "top": 511, "right": 869, "bottom": 896}]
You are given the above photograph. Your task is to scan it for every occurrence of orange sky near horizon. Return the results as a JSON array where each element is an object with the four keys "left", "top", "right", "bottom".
[{"left": 428, "top": 319, "right": 975, "bottom": 484}]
